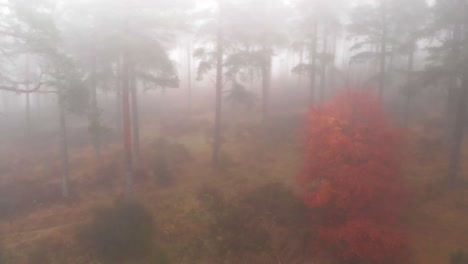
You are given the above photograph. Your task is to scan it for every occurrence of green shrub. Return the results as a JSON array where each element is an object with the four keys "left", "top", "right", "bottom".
[
  {"left": 451, "top": 250, "right": 468, "bottom": 264},
  {"left": 78, "top": 201, "right": 155, "bottom": 264}
]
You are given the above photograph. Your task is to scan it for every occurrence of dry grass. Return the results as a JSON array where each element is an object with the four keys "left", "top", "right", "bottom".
[
  {"left": 404, "top": 129, "right": 468, "bottom": 264},
  {"left": 0, "top": 117, "right": 467, "bottom": 263}
]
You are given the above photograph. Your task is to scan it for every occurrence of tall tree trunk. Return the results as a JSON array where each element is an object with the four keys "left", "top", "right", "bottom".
[
  {"left": 187, "top": 44, "right": 192, "bottom": 117},
  {"left": 329, "top": 33, "right": 337, "bottom": 92},
  {"left": 404, "top": 40, "right": 415, "bottom": 127},
  {"left": 159, "top": 88, "right": 167, "bottom": 121},
  {"left": 261, "top": 46, "right": 271, "bottom": 135},
  {"left": 447, "top": 0, "right": 465, "bottom": 189},
  {"left": 129, "top": 62, "right": 140, "bottom": 168},
  {"left": 213, "top": 0, "right": 224, "bottom": 168},
  {"left": 319, "top": 25, "right": 328, "bottom": 103},
  {"left": 58, "top": 91, "right": 70, "bottom": 198},
  {"left": 2, "top": 91, "right": 8, "bottom": 116},
  {"left": 309, "top": 19, "right": 319, "bottom": 106},
  {"left": 25, "top": 93, "right": 31, "bottom": 135},
  {"left": 25, "top": 56, "right": 31, "bottom": 136},
  {"left": 116, "top": 63, "right": 123, "bottom": 138},
  {"left": 388, "top": 45, "right": 395, "bottom": 72},
  {"left": 121, "top": 53, "right": 133, "bottom": 200},
  {"left": 261, "top": 0, "right": 271, "bottom": 130},
  {"left": 373, "top": 44, "right": 379, "bottom": 76},
  {"left": 378, "top": 0, "right": 387, "bottom": 101},
  {"left": 445, "top": 0, "right": 463, "bottom": 148},
  {"left": 298, "top": 45, "right": 304, "bottom": 87},
  {"left": 448, "top": 74, "right": 467, "bottom": 189},
  {"left": 90, "top": 56, "right": 101, "bottom": 160},
  {"left": 36, "top": 93, "right": 41, "bottom": 119}
]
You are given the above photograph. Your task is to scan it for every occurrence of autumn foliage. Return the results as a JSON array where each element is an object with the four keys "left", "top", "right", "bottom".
[{"left": 298, "top": 91, "right": 409, "bottom": 264}]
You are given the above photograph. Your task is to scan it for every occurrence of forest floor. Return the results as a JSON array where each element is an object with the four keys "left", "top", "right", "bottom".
[{"left": 0, "top": 113, "right": 467, "bottom": 264}]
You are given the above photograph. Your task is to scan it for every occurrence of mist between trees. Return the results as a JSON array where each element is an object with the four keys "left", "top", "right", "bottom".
[{"left": 0, "top": 0, "right": 467, "bottom": 263}]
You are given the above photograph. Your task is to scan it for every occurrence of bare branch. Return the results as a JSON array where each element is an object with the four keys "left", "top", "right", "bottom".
[
  {"left": 0, "top": 70, "right": 47, "bottom": 94},
  {"left": 34, "top": 90, "right": 57, "bottom": 94},
  {"left": 0, "top": 82, "right": 46, "bottom": 93}
]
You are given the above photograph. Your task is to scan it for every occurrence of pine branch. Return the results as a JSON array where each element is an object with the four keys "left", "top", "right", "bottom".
[{"left": 0, "top": 70, "right": 48, "bottom": 93}]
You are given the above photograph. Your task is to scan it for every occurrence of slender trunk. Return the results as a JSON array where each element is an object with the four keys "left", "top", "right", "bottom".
[
  {"left": 36, "top": 93, "right": 41, "bottom": 119},
  {"left": 445, "top": 0, "right": 463, "bottom": 148},
  {"left": 261, "top": 0, "right": 271, "bottom": 125},
  {"left": 187, "top": 44, "right": 192, "bottom": 116},
  {"left": 329, "top": 33, "right": 337, "bottom": 92},
  {"left": 378, "top": 0, "right": 387, "bottom": 101},
  {"left": 261, "top": 46, "right": 271, "bottom": 134},
  {"left": 404, "top": 40, "right": 415, "bottom": 127},
  {"left": 309, "top": 19, "right": 319, "bottom": 106},
  {"left": 298, "top": 45, "right": 304, "bottom": 87},
  {"left": 25, "top": 56, "right": 31, "bottom": 136},
  {"left": 446, "top": 77, "right": 458, "bottom": 148},
  {"left": 342, "top": 37, "right": 350, "bottom": 88},
  {"left": 90, "top": 56, "right": 101, "bottom": 160},
  {"left": 448, "top": 74, "right": 467, "bottom": 189},
  {"left": 319, "top": 25, "right": 328, "bottom": 103},
  {"left": 374, "top": 44, "right": 379, "bottom": 76},
  {"left": 213, "top": 0, "right": 224, "bottom": 168},
  {"left": 58, "top": 92, "right": 70, "bottom": 198},
  {"left": 129, "top": 62, "right": 140, "bottom": 168},
  {"left": 447, "top": 0, "right": 465, "bottom": 189},
  {"left": 159, "top": 88, "right": 167, "bottom": 122},
  {"left": 121, "top": 53, "right": 133, "bottom": 200},
  {"left": 2, "top": 91, "right": 8, "bottom": 115},
  {"left": 25, "top": 93, "right": 30, "bottom": 134},
  {"left": 388, "top": 45, "right": 395, "bottom": 72},
  {"left": 116, "top": 64, "right": 123, "bottom": 138}
]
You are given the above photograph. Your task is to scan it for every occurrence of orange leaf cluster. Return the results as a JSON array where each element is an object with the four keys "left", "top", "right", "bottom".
[{"left": 298, "top": 90, "right": 409, "bottom": 264}]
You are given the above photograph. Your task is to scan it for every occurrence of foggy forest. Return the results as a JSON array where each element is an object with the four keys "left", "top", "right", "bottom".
[{"left": 0, "top": 0, "right": 467, "bottom": 263}]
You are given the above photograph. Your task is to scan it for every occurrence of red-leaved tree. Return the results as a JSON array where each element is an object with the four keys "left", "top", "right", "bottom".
[{"left": 298, "top": 90, "right": 409, "bottom": 264}]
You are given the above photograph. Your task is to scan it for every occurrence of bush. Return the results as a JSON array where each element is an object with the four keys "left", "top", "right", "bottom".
[
  {"left": 298, "top": 91, "right": 409, "bottom": 264},
  {"left": 451, "top": 250, "right": 468, "bottom": 264},
  {"left": 78, "top": 201, "right": 155, "bottom": 264}
]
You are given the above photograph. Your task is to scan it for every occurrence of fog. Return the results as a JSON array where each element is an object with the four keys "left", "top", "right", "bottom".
[{"left": 0, "top": 0, "right": 467, "bottom": 263}]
